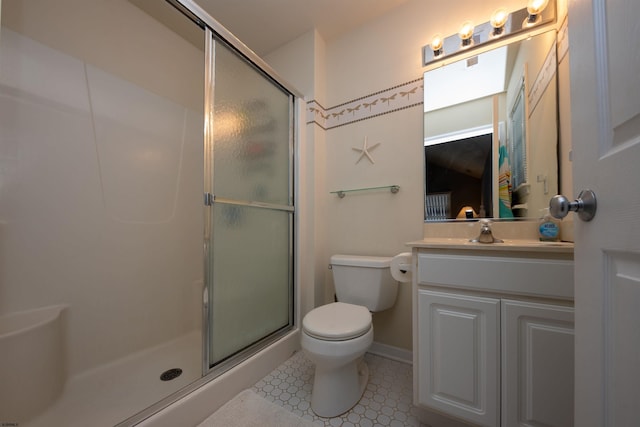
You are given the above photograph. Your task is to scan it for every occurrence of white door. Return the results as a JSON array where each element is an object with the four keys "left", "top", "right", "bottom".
[{"left": 568, "top": 0, "right": 640, "bottom": 426}]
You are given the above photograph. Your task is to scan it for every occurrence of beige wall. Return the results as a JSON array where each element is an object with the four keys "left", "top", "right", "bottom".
[{"left": 267, "top": 0, "right": 572, "bottom": 352}]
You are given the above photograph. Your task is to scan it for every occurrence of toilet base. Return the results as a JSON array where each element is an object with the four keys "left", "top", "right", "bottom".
[{"left": 311, "top": 357, "right": 369, "bottom": 418}]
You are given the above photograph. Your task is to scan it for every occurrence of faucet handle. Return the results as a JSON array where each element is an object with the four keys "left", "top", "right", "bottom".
[{"left": 470, "top": 219, "right": 503, "bottom": 244}]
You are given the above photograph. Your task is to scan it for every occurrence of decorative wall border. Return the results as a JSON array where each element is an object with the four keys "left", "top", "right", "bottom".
[
  {"left": 557, "top": 17, "right": 569, "bottom": 63},
  {"left": 306, "top": 78, "right": 424, "bottom": 130}
]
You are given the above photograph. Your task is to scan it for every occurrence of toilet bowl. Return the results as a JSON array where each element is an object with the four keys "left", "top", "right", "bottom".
[
  {"left": 301, "top": 302, "right": 373, "bottom": 417},
  {"left": 301, "top": 254, "right": 401, "bottom": 417}
]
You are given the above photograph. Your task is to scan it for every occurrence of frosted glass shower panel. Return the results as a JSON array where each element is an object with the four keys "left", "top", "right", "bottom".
[
  {"left": 213, "top": 41, "right": 292, "bottom": 206},
  {"left": 206, "top": 34, "right": 294, "bottom": 372},
  {"left": 209, "top": 204, "right": 291, "bottom": 364}
]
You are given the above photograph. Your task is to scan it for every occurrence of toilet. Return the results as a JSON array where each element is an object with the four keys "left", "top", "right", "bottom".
[{"left": 301, "top": 254, "right": 399, "bottom": 417}]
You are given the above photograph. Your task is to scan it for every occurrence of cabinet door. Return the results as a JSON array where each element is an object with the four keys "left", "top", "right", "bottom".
[
  {"left": 417, "top": 289, "right": 500, "bottom": 427},
  {"left": 501, "top": 300, "right": 574, "bottom": 427}
]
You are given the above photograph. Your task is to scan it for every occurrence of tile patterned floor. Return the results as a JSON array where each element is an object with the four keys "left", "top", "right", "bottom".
[{"left": 252, "top": 351, "right": 428, "bottom": 427}]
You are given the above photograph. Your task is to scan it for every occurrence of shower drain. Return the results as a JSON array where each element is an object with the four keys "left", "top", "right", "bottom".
[{"left": 160, "top": 368, "right": 183, "bottom": 381}]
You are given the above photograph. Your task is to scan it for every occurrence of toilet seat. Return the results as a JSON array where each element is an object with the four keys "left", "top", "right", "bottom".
[{"left": 303, "top": 302, "right": 371, "bottom": 341}]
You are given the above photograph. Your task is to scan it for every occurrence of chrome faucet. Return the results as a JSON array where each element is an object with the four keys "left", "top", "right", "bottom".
[{"left": 470, "top": 219, "right": 504, "bottom": 244}]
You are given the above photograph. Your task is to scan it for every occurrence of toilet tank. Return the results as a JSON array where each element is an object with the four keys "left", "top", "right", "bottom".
[{"left": 330, "top": 254, "right": 398, "bottom": 312}]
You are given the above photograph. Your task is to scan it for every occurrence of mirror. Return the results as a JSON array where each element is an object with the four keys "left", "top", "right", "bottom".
[{"left": 423, "top": 29, "right": 558, "bottom": 221}]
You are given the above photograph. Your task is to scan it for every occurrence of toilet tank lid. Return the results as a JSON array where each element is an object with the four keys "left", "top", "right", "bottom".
[{"left": 330, "top": 254, "right": 392, "bottom": 267}]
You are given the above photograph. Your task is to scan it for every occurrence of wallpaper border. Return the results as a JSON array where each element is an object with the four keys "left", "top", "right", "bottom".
[{"left": 306, "top": 78, "right": 424, "bottom": 130}]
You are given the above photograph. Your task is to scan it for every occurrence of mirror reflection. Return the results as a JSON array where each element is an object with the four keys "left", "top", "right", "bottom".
[{"left": 423, "top": 29, "right": 558, "bottom": 221}]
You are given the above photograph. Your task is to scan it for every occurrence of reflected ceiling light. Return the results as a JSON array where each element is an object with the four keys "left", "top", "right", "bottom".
[
  {"left": 430, "top": 34, "right": 444, "bottom": 57},
  {"left": 490, "top": 8, "right": 508, "bottom": 37},
  {"left": 525, "top": 0, "right": 549, "bottom": 27},
  {"left": 458, "top": 21, "right": 475, "bottom": 47}
]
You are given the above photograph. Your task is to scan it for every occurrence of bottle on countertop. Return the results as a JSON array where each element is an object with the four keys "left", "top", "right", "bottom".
[{"left": 538, "top": 208, "right": 560, "bottom": 241}]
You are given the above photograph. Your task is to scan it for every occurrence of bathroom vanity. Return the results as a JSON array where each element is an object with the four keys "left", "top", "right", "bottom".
[{"left": 408, "top": 239, "right": 574, "bottom": 427}]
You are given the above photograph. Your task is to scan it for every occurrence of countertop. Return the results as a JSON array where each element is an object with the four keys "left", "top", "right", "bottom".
[{"left": 407, "top": 238, "right": 574, "bottom": 254}]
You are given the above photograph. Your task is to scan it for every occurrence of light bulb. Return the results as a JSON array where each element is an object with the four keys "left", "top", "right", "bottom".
[
  {"left": 527, "top": 0, "right": 549, "bottom": 15},
  {"left": 525, "top": 0, "right": 550, "bottom": 26},
  {"left": 490, "top": 8, "right": 509, "bottom": 36},
  {"left": 430, "top": 34, "right": 444, "bottom": 56},
  {"left": 458, "top": 21, "right": 474, "bottom": 47}
]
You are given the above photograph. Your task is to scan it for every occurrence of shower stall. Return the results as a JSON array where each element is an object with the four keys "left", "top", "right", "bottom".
[{"left": 0, "top": 1, "right": 299, "bottom": 425}]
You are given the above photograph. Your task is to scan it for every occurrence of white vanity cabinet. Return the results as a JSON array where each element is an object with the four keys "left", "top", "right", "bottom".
[
  {"left": 501, "top": 299, "right": 574, "bottom": 427},
  {"left": 411, "top": 242, "right": 574, "bottom": 427},
  {"left": 417, "top": 289, "right": 500, "bottom": 427}
]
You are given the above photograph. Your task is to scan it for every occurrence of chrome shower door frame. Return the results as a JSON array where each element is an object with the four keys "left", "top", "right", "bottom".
[{"left": 195, "top": 2, "right": 298, "bottom": 377}]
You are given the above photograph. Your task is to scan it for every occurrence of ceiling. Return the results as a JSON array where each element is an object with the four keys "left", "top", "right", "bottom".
[{"left": 194, "top": 0, "right": 412, "bottom": 56}]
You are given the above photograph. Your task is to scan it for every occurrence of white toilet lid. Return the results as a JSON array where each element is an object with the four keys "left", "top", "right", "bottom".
[{"left": 303, "top": 302, "right": 371, "bottom": 341}]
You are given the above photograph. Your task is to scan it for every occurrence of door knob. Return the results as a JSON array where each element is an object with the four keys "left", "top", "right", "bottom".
[{"left": 549, "top": 189, "right": 597, "bottom": 221}]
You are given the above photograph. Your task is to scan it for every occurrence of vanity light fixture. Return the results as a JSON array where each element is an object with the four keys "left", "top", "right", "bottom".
[
  {"left": 490, "top": 8, "right": 509, "bottom": 37},
  {"left": 430, "top": 34, "right": 444, "bottom": 57},
  {"left": 525, "top": 0, "right": 549, "bottom": 27},
  {"left": 421, "top": 0, "right": 556, "bottom": 67},
  {"left": 458, "top": 21, "right": 475, "bottom": 47}
]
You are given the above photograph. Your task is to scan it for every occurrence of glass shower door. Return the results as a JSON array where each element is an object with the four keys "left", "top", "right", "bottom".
[{"left": 205, "top": 35, "right": 294, "bottom": 370}]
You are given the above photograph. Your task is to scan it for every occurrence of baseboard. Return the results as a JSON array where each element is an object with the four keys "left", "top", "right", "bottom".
[{"left": 368, "top": 341, "right": 412, "bottom": 365}]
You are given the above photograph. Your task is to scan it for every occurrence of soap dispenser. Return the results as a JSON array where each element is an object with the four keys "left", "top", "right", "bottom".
[{"left": 538, "top": 208, "right": 560, "bottom": 241}]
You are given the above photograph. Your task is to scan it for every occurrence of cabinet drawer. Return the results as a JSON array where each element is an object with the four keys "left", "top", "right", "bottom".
[{"left": 417, "top": 253, "right": 573, "bottom": 299}]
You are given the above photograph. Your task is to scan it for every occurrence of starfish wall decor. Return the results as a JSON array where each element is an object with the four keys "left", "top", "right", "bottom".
[{"left": 352, "top": 136, "right": 380, "bottom": 164}]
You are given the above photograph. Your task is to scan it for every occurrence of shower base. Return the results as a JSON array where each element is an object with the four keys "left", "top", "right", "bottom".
[{"left": 27, "top": 330, "right": 201, "bottom": 427}]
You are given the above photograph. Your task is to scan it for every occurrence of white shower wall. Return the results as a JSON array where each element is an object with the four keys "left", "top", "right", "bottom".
[{"left": 0, "top": 26, "right": 204, "bottom": 376}]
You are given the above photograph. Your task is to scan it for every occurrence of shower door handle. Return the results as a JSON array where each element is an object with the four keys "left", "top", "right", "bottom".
[{"left": 207, "top": 194, "right": 295, "bottom": 212}]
